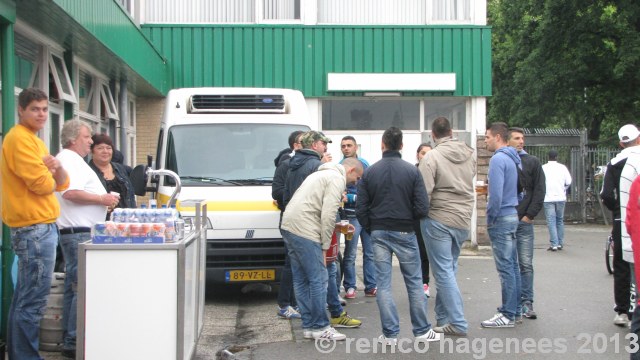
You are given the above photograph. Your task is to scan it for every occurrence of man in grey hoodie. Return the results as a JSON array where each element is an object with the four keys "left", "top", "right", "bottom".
[
  {"left": 418, "top": 117, "right": 475, "bottom": 336},
  {"left": 281, "top": 158, "right": 363, "bottom": 341},
  {"left": 482, "top": 122, "right": 521, "bottom": 329}
]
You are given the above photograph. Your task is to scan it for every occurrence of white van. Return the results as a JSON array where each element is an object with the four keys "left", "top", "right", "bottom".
[{"left": 149, "top": 88, "right": 311, "bottom": 283}]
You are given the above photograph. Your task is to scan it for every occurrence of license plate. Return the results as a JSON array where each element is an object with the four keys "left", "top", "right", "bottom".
[{"left": 225, "top": 269, "right": 275, "bottom": 282}]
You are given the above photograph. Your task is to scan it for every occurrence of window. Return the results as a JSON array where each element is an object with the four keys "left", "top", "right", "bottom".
[
  {"left": 262, "top": 0, "right": 300, "bottom": 21},
  {"left": 28, "top": 49, "right": 77, "bottom": 104},
  {"left": 100, "top": 83, "right": 119, "bottom": 120},
  {"left": 428, "top": 0, "right": 471, "bottom": 22},
  {"left": 424, "top": 98, "right": 467, "bottom": 130},
  {"left": 322, "top": 99, "right": 420, "bottom": 131},
  {"left": 14, "top": 32, "right": 38, "bottom": 90},
  {"left": 78, "top": 69, "right": 94, "bottom": 114}
]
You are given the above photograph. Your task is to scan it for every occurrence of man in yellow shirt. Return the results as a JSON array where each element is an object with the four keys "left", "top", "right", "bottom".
[{"left": 1, "top": 87, "right": 69, "bottom": 360}]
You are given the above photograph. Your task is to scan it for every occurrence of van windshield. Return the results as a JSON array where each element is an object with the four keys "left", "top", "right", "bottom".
[{"left": 165, "top": 124, "right": 309, "bottom": 185}]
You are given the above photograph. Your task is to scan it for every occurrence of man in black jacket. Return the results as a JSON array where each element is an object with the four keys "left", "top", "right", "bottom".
[
  {"left": 356, "top": 127, "right": 440, "bottom": 344},
  {"left": 271, "top": 130, "right": 304, "bottom": 319},
  {"left": 508, "top": 128, "right": 546, "bottom": 320},
  {"left": 601, "top": 124, "right": 640, "bottom": 327}
]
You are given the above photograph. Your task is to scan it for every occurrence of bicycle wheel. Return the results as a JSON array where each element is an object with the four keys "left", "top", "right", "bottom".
[{"left": 606, "top": 236, "right": 614, "bottom": 275}]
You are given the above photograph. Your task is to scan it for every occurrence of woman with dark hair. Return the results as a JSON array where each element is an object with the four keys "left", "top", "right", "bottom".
[
  {"left": 415, "top": 143, "right": 432, "bottom": 297},
  {"left": 89, "top": 133, "right": 136, "bottom": 217}
]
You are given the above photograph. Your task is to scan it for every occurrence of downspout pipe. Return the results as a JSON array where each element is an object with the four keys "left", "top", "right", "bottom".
[
  {"left": 118, "top": 79, "right": 128, "bottom": 165},
  {"left": 1, "top": 21, "right": 16, "bottom": 347}
]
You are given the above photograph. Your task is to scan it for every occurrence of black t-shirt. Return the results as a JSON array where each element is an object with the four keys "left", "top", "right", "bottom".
[{"left": 106, "top": 178, "right": 127, "bottom": 209}]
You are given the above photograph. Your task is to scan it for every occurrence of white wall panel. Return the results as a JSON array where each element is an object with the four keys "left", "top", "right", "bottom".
[
  {"left": 144, "top": 0, "right": 254, "bottom": 23},
  {"left": 142, "top": 0, "right": 483, "bottom": 24},
  {"left": 319, "top": 0, "right": 426, "bottom": 24}
]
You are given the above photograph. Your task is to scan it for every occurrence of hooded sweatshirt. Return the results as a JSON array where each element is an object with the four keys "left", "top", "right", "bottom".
[
  {"left": 487, "top": 146, "right": 521, "bottom": 226},
  {"left": 419, "top": 137, "right": 476, "bottom": 229},
  {"left": 282, "top": 149, "right": 322, "bottom": 207},
  {"left": 281, "top": 163, "right": 346, "bottom": 250}
]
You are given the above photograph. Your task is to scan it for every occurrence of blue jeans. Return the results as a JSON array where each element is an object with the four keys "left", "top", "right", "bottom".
[
  {"left": 60, "top": 231, "right": 90, "bottom": 351},
  {"left": 276, "top": 234, "right": 296, "bottom": 308},
  {"left": 326, "top": 261, "right": 344, "bottom": 317},
  {"left": 544, "top": 201, "right": 566, "bottom": 247},
  {"left": 487, "top": 214, "right": 520, "bottom": 320},
  {"left": 282, "top": 230, "right": 329, "bottom": 331},
  {"left": 516, "top": 221, "right": 535, "bottom": 304},
  {"left": 342, "top": 217, "right": 376, "bottom": 292},
  {"left": 7, "top": 223, "right": 58, "bottom": 360},
  {"left": 371, "top": 230, "right": 431, "bottom": 337},
  {"left": 421, "top": 218, "right": 468, "bottom": 333}
]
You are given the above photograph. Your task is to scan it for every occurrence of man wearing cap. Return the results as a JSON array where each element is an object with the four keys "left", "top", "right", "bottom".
[
  {"left": 283, "top": 131, "right": 332, "bottom": 208},
  {"left": 541, "top": 150, "right": 572, "bottom": 252},
  {"left": 283, "top": 130, "right": 362, "bottom": 330},
  {"left": 601, "top": 123, "right": 640, "bottom": 327}
]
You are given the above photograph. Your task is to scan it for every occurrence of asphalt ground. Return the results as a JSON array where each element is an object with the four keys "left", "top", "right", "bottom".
[{"left": 40, "top": 224, "right": 631, "bottom": 359}]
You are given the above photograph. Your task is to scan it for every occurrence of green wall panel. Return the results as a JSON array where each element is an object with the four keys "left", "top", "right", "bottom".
[
  {"left": 142, "top": 25, "right": 491, "bottom": 97},
  {"left": 52, "top": 0, "right": 168, "bottom": 94}
]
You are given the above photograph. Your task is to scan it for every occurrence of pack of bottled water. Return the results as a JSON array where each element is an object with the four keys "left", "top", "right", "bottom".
[{"left": 94, "top": 203, "right": 182, "bottom": 244}]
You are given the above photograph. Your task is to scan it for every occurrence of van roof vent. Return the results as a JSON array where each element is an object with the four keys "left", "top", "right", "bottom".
[{"left": 189, "top": 94, "right": 286, "bottom": 113}]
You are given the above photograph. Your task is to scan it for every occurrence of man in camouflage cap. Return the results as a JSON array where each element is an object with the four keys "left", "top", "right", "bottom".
[{"left": 299, "top": 130, "right": 333, "bottom": 148}]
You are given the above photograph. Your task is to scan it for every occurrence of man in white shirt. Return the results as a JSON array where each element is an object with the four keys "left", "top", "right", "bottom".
[
  {"left": 541, "top": 150, "right": 572, "bottom": 251},
  {"left": 55, "top": 120, "right": 119, "bottom": 359}
]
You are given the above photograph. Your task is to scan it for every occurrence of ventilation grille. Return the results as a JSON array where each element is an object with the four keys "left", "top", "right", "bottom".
[{"left": 189, "top": 94, "right": 286, "bottom": 113}]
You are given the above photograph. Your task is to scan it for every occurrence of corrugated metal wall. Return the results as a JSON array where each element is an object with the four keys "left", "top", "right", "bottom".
[{"left": 142, "top": 25, "right": 491, "bottom": 97}]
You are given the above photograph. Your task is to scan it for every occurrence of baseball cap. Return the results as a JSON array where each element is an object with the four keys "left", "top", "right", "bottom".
[
  {"left": 618, "top": 124, "right": 640, "bottom": 143},
  {"left": 300, "top": 131, "right": 332, "bottom": 148}
]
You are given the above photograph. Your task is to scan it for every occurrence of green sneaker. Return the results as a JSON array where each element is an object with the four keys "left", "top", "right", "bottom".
[{"left": 330, "top": 311, "right": 362, "bottom": 328}]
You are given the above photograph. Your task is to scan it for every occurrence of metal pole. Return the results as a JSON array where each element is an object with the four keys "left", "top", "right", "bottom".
[
  {"left": 1, "top": 21, "right": 16, "bottom": 347},
  {"left": 118, "top": 78, "right": 128, "bottom": 165}
]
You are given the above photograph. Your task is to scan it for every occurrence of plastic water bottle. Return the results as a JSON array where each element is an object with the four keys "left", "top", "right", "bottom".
[
  {"left": 111, "top": 208, "right": 122, "bottom": 222},
  {"left": 164, "top": 210, "right": 177, "bottom": 242},
  {"left": 139, "top": 204, "right": 148, "bottom": 223},
  {"left": 149, "top": 204, "right": 158, "bottom": 223}
]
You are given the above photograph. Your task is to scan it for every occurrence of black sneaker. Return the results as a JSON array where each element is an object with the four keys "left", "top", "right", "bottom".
[
  {"left": 523, "top": 301, "right": 537, "bottom": 319},
  {"left": 61, "top": 349, "right": 76, "bottom": 359}
]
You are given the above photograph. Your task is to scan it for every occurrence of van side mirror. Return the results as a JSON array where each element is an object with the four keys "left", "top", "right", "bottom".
[{"left": 130, "top": 165, "right": 149, "bottom": 196}]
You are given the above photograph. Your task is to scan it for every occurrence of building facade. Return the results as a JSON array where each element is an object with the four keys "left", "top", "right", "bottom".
[{"left": 0, "top": 0, "right": 490, "bottom": 275}]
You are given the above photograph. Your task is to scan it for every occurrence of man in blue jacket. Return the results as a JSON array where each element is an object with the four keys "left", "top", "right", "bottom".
[
  {"left": 356, "top": 127, "right": 440, "bottom": 345},
  {"left": 339, "top": 135, "right": 376, "bottom": 299},
  {"left": 482, "top": 122, "right": 521, "bottom": 328}
]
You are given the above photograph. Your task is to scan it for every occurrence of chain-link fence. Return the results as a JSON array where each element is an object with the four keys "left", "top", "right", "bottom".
[{"left": 523, "top": 129, "right": 618, "bottom": 224}]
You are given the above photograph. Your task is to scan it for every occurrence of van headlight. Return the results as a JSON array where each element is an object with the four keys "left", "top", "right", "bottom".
[{"left": 181, "top": 216, "right": 213, "bottom": 230}]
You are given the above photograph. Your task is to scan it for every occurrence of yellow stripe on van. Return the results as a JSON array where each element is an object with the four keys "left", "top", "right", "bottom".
[{"left": 157, "top": 194, "right": 278, "bottom": 211}]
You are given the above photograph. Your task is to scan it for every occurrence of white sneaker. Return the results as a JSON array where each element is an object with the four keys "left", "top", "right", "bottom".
[
  {"left": 378, "top": 334, "right": 398, "bottom": 346},
  {"left": 303, "top": 329, "right": 313, "bottom": 339},
  {"left": 415, "top": 328, "right": 441, "bottom": 342},
  {"left": 481, "top": 312, "right": 515, "bottom": 328},
  {"left": 312, "top": 326, "right": 346, "bottom": 341},
  {"left": 614, "top": 313, "right": 630, "bottom": 327}
]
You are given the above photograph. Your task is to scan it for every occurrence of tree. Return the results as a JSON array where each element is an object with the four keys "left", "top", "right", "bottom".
[{"left": 489, "top": 0, "right": 640, "bottom": 144}]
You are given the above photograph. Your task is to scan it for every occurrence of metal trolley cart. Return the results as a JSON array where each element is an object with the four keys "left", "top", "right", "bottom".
[{"left": 77, "top": 200, "right": 207, "bottom": 360}]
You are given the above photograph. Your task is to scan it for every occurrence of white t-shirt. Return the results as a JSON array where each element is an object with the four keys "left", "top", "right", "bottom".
[
  {"left": 542, "top": 161, "right": 572, "bottom": 202},
  {"left": 56, "top": 149, "right": 107, "bottom": 228}
]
